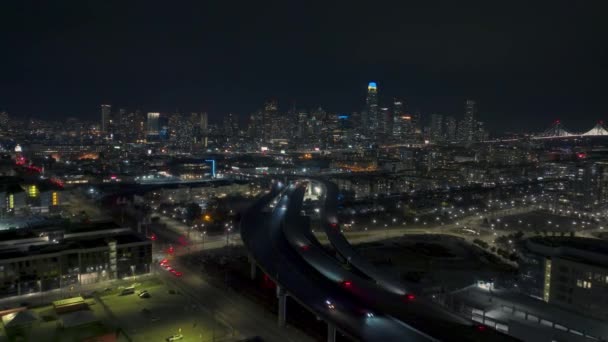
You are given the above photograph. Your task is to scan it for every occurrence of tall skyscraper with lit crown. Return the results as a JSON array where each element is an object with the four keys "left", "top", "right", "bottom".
[{"left": 364, "top": 82, "right": 378, "bottom": 135}]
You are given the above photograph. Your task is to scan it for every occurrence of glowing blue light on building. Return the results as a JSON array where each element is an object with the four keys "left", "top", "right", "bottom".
[{"left": 205, "top": 159, "right": 216, "bottom": 178}]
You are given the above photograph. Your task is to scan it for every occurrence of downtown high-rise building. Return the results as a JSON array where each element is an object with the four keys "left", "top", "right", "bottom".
[
  {"left": 364, "top": 82, "right": 379, "bottom": 136},
  {"left": 296, "top": 111, "right": 309, "bottom": 140},
  {"left": 0, "top": 111, "right": 9, "bottom": 129},
  {"left": 100, "top": 104, "right": 111, "bottom": 133},
  {"left": 223, "top": 113, "right": 239, "bottom": 140},
  {"left": 146, "top": 112, "right": 160, "bottom": 139},
  {"left": 445, "top": 116, "right": 457, "bottom": 142},
  {"left": 262, "top": 99, "right": 278, "bottom": 143},
  {"left": 379, "top": 107, "right": 391, "bottom": 139},
  {"left": 430, "top": 113, "right": 444, "bottom": 142},
  {"left": 459, "top": 100, "right": 477, "bottom": 142},
  {"left": 189, "top": 112, "right": 208, "bottom": 147},
  {"left": 391, "top": 99, "right": 405, "bottom": 140},
  {"left": 169, "top": 112, "right": 194, "bottom": 149}
]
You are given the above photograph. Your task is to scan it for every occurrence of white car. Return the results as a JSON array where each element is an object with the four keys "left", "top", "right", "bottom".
[{"left": 166, "top": 334, "right": 183, "bottom": 341}]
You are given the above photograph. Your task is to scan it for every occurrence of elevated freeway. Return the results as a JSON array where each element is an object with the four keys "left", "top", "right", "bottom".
[{"left": 241, "top": 180, "right": 514, "bottom": 341}]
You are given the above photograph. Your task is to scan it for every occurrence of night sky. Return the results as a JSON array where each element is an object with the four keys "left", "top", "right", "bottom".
[{"left": 1, "top": 1, "right": 607, "bottom": 132}]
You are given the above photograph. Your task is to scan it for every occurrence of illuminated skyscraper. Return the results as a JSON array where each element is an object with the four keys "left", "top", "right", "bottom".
[
  {"left": 189, "top": 112, "right": 208, "bottom": 147},
  {"left": 223, "top": 113, "right": 238, "bottom": 140},
  {"left": 379, "top": 107, "right": 391, "bottom": 139},
  {"left": 146, "top": 112, "right": 160, "bottom": 139},
  {"left": 430, "top": 114, "right": 444, "bottom": 142},
  {"left": 392, "top": 99, "right": 408, "bottom": 141},
  {"left": 262, "top": 99, "right": 278, "bottom": 143},
  {"left": 169, "top": 113, "right": 194, "bottom": 149},
  {"left": 297, "top": 111, "right": 309, "bottom": 140},
  {"left": 101, "top": 104, "right": 111, "bottom": 133},
  {"left": 459, "top": 100, "right": 477, "bottom": 142},
  {"left": 365, "top": 82, "right": 378, "bottom": 135},
  {"left": 445, "top": 116, "right": 457, "bottom": 142}
]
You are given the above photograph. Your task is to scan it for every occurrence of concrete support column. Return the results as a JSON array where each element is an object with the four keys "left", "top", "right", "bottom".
[
  {"left": 327, "top": 323, "right": 336, "bottom": 342},
  {"left": 276, "top": 285, "right": 287, "bottom": 327}
]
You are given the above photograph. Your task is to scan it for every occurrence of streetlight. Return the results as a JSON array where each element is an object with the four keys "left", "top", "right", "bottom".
[
  {"left": 201, "top": 231, "right": 207, "bottom": 250},
  {"left": 226, "top": 227, "right": 232, "bottom": 245}
]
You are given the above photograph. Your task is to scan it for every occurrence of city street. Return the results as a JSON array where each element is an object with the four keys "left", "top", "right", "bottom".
[{"left": 154, "top": 233, "right": 314, "bottom": 342}]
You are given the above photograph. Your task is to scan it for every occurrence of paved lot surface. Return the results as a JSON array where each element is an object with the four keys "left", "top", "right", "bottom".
[{"left": 96, "top": 279, "right": 231, "bottom": 342}]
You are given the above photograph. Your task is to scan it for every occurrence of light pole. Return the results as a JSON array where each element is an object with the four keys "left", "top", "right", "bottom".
[
  {"left": 38, "top": 279, "right": 42, "bottom": 305},
  {"left": 201, "top": 231, "right": 207, "bottom": 250},
  {"left": 226, "top": 227, "right": 232, "bottom": 246}
]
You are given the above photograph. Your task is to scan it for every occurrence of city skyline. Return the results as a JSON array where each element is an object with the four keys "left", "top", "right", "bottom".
[
  {"left": 3, "top": 2, "right": 608, "bottom": 342},
  {"left": 2, "top": 1, "right": 608, "bottom": 132}
]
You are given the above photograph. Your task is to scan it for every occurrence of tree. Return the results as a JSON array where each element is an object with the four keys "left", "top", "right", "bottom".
[{"left": 185, "top": 203, "right": 202, "bottom": 223}]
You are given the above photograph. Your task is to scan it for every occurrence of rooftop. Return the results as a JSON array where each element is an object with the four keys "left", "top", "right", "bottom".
[
  {"left": 453, "top": 285, "right": 608, "bottom": 340},
  {"left": 0, "top": 221, "right": 148, "bottom": 261}
]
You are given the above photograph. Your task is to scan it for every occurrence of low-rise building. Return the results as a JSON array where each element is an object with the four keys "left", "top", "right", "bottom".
[
  {"left": 0, "top": 222, "right": 152, "bottom": 298},
  {"left": 525, "top": 236, "right": 608, "bottom": 321}
]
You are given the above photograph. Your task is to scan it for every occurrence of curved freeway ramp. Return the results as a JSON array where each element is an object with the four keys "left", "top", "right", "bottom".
[
  {"left": 281, "top": 180, "right": 517, "bottom": 341},
  {"left": 317, "top": 179, "right": 408, "bottom": 295},
  {"left": 241, "top": 183, "right": 436, "bottom": 341}
]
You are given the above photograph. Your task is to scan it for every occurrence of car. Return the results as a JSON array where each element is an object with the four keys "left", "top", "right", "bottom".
[
  {"left": 166, "top": 334, "right": 184, "bottom": 341},
  {"left": 120, "top": 287, "right": 135, "bottom": 296},
  {"left": 325, "top": 299, "right": 335, "bottom": 310},
  {"left": 139, "top": 291, "right": 150, "bottom": 298},
  {"left": 173, "top": 271, "right": 183, "bottom": 277}
]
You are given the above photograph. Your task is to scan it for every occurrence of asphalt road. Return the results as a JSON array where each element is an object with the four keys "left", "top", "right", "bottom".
[
  {"left": 241, "top": 184, "right": 438, "bottom": 341},
  {"left": 155, "top": 229, "right": 314, "bottom": 342}
]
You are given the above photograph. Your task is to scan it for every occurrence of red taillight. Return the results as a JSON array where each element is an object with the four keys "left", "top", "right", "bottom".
[
  {"left": 343, "top": 281, "right": 352, "bottom": 287},
  {"left": 405, "top": 294, "right": 416, "bottom": 301},
  {"left": 476, "top": 325, "right": 486, "bottom": 332},
  {"left": 300, "top": 245, "right": 309, "bottom": 251},
  {"left": 330, "top": 223, "right": 338, "bottom": 228}
]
